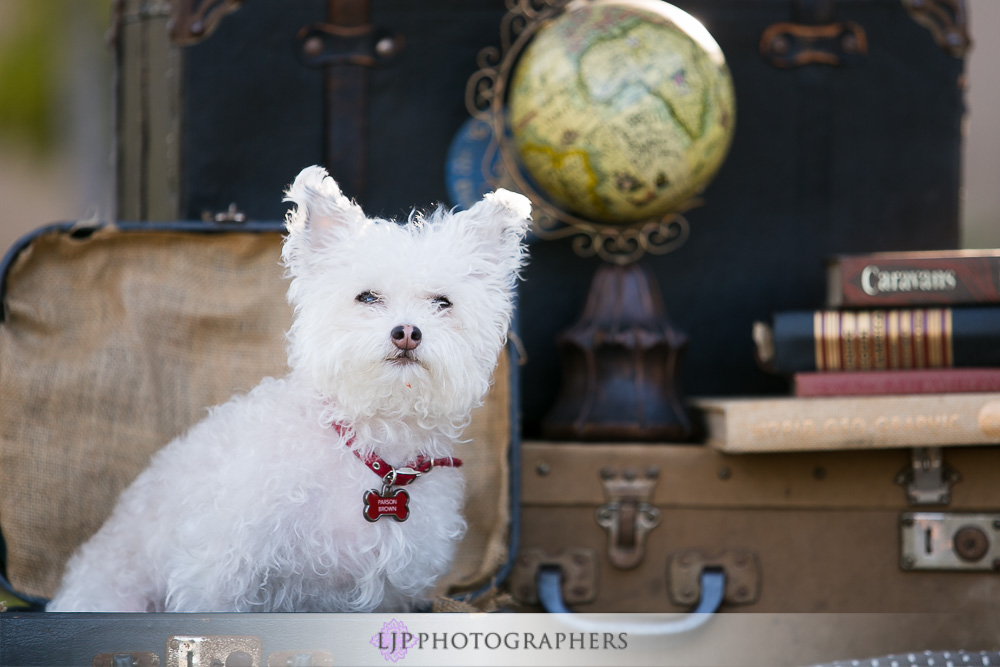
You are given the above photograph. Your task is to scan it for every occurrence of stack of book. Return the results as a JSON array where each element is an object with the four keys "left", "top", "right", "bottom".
[{"left": 695, "top": 250, "right": 1000, "bottom": 452}]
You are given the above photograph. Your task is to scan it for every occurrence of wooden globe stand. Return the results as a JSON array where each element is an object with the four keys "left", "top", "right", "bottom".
[{"left": 541, "top": 262, "right": 691, "bottom": 442}]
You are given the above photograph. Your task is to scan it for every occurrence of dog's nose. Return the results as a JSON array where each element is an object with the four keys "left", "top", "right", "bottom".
[{"left": 391, "top": 325, "right": 421, "bottom": 351}]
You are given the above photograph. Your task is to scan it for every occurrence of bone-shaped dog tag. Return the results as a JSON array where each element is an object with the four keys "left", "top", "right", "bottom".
[{"left": 363, "top": 488, "right": 410, "bottom": 522}]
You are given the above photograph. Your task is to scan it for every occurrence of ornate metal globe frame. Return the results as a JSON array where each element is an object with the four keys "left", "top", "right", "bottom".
[{"left": 465, "top": 0, "right": 703, "bottom": 266}]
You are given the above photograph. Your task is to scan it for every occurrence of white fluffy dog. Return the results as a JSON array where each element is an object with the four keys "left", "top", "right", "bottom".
[{"left": 47, "top": 166, "right": 531, "bottom": 612}]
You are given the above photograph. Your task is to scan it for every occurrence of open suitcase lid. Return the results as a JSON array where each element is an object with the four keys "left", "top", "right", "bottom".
[{"left": 0, "top": 221, "right": 520, "bottom": 611}]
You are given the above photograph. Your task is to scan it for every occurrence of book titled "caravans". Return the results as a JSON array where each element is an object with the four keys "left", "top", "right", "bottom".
[{"left": 826, "top": 249, "right": 1000, "bottom": 308}]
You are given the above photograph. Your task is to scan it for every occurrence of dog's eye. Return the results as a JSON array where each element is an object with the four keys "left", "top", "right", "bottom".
[
  {"left": 356, "top": 291, "right": 381, "bottom": 305},
  {"left": 432, "top": 295, "right": 453, "bottom": 311}
]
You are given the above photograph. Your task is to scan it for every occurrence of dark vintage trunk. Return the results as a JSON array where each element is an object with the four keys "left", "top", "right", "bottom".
[{"left": 115, "top": 0, "right": 966, "bottom": 437}]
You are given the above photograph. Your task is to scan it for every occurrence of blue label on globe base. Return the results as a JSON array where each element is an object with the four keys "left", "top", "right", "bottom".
[{"left": 445, "top": 116, "right": 499, "bottom": 211}]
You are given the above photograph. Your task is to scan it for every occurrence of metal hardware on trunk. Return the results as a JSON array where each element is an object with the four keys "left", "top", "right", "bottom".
[
  {"left": 166, "top": 636, "right": 262, "bottom": 667},
  {"left": 295, "top": 23, "right": 404, "bottom": 68},
  {"left": 900, "top": 512, "right": 1000, "bottom": 571},
  {"left": 595, "top": 467, "right": 661, "bottom": 569},
  {"left": 902, "top": 0, "right": 970, "bottom": 58},
  {"left": 509, "top": 548, "right": 598, "bottom": 606},
  {"left": 92, "top": 654, "right": 160, "bottom": 667},
  {"left": 167, "top": 0, "right": 246, "bottom": 46},
  {"left": 895, "top": 447, "right": 960, "bottom": 506},
  {"left": 202, "top": 203, "right": 247, "bottom": 224},
  {"left": 760, "top": 0, "right": 867, "bottom": 68},
  {"left": 667, "top": 549, "right": 761, "bottom": 607},
  {"left": 760, "top": 22, "right": 867, "bottom": 68}
]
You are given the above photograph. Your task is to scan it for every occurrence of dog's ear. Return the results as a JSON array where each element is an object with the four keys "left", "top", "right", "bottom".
[
  {"left": 455, "top": 189, "right": 533, "bottom": 279},
  {"left": 283, "top": 166, "right": 367, "bottom": 275},
  {"left": 284, "top": 166, "right": 365, "bottom": 240}
]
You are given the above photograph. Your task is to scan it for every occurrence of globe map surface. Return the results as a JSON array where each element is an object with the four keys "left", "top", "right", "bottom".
[{"left": 507, "top": 0, "right": 736, "bottom": 225}]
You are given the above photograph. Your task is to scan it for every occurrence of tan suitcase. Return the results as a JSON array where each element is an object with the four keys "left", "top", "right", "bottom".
[{"left": 513, "top": 440, "right": 1000, "bottom": 658}]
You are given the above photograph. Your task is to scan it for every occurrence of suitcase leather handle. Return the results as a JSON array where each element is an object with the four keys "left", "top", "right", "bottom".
[{"left": 536, "top": 566, "right": 726, "bottom": 635}]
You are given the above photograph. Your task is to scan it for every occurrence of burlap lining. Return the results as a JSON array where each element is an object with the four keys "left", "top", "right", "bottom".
[{"left": 0, "top": 226, "right": 510, "bottom": 601}]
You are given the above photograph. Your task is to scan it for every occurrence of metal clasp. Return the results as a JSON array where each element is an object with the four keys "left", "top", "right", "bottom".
[
  {"left": 900, "top": 512, "right": 1000, "bottom": 571},
  {"left": 895, "top": 447, "right": 961, "bottom": 506},
  {"left": 380, "top": 469, "right": 397, "bottom": 496},
  {"left": 201, "top": 202, "right": 247, "bottom": 224},
  {"left": 595, "top": 467, "right": 660, "bottom": 570}
]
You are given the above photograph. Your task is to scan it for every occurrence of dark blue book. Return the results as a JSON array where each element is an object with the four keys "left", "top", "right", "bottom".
[{"left": 755, "top": 307, "right": 1000, "bottom": 375}]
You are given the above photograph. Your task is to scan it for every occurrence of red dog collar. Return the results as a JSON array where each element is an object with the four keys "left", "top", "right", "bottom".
[{"left": 333, "top": 423, "right": 462, "bottom": 486}]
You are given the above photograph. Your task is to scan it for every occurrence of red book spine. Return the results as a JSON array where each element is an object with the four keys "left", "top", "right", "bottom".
[
  {"left": 827, "top": 253, "right": 1000, "bottom": 307},
  {"left": 794, "top": 368, "right": 1000, "bottom": 397}
]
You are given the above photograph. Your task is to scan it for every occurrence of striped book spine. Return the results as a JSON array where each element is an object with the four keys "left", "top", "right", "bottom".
[
  {"left": 813, "top": 308, "right": 952, "bottom": 371},
  {"left": 758, "top": 307, "right": 1000, "bottom": 374}
]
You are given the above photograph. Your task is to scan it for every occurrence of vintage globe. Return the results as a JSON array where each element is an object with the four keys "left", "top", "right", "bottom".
[{"left": 507, "top": 0, "right": 736, "bottom": 225}]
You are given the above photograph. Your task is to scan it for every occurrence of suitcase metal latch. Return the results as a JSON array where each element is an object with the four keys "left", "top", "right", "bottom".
[
  {"left": 895, "top": 447, "right": 961, "bottom": 506},
  {"left": 900, "top": 513, "right": 1000, "bottom": 571},
  {"left": 595, "top": 467, "right": 660, "bottom": 570}
]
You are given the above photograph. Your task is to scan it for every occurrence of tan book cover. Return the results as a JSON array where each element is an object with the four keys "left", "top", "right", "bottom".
[{"left": 693, "top": 393, "right": 1000, "bottom": 453}]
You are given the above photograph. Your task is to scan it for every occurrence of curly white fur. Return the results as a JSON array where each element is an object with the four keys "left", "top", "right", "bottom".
[{"left": 47, "top": 166, "right": 531, "bottom": 612}]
